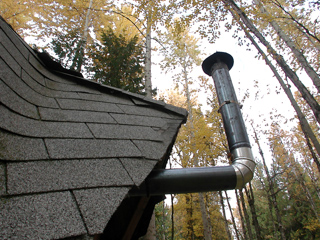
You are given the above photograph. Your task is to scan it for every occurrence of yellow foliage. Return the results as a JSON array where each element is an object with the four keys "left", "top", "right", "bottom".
[{"left": 304, "top": 218, "right": 320, "bottom": 232}]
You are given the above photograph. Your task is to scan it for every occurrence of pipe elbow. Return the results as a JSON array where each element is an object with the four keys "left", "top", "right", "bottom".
[{"left": 231, "top": 147, "right": 256, "bottom": 189}]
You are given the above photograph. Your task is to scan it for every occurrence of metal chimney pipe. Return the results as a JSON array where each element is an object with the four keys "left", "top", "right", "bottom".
[
  {"left": 128, "top": 52, "right": 255, "bottom": 196},
  {"left": 202, "top": 52, "right": 255, "bottom": 189}
]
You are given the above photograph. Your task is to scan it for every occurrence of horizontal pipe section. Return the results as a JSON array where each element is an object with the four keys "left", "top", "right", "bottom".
[{"left": 130, "top": 166, "right": 237, "bottom": 196}]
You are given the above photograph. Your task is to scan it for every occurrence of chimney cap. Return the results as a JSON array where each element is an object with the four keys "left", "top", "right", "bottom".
[{"left": 202, "top": 52, "right": 234, "bottom": 75}]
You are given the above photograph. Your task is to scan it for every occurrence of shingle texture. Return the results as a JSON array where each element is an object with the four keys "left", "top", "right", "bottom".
[{"left": 0, "top": 17, "right": 187, "bottom": 239}]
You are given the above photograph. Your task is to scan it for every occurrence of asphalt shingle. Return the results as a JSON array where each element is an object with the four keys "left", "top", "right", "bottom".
[
  {"left": 73, "top": 187, "right": 130, "bottom": 235},
  {"left": 0, "top": 163, "right": 6, "bottom": 196},
  {"left": 0, "top": 28, "right": 30, "bottom": 69},
  {"left": 110, "top": 113, "right": 167, "bottom": 127},
  {"left": 0, "top": 131, "right": 49, "bottom": 161},
  {"left": 118, "top": 104, "right": 173, "bottom": 118},
  {"left": 56, "top": 98, "right": 124, "bottom": 113},
  {"left": 0, "top": 192, "right": 86, "bottom": 239},
  {"left": 0, "top": 20, "right": 29, "bottom": 58},
  {"left": 87, "top": 124, "right": 163, "bottom": 141},
  {"left": 133, "top": 140, "right": 168, "bottom": 160},
  {"left": 0, "top": 105, "right": 93, "bottom": 138},
  {"left": 0, "top": 80, "right": 39, "bottom": 119},
  {"left": 120, "top": 158, "right": 158, "bottom": 186},
  {"left": 77, "top": 92, "right": 134, "bottom": 105},
  {"left": 39, "top": 107, "right": 116, "bottom": 123},
  {"left": 45, "top": 139, "right": 142, "bottom": 159},
  {"left": 0, "top": 43, "right": 21, "bottom": 76},
  {"left": 45, "top": 78, "right": 101, "bottom": 94},
  {"left": 0, "top": 59, "right": 59, "bottom": 108},
  {"left": 7, "top": 159, "right": 133, "bottom": 195},
  {"left": 30, "top": 55, "right": 78, "bottom": 85},
  {"left": 21, "top": 70, "right": 79, "bottom": 99}
]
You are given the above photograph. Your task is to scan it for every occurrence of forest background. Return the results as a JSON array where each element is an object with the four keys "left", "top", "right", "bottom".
[{"left": 1, "top": 0, "right": 320, "bottom": 239}]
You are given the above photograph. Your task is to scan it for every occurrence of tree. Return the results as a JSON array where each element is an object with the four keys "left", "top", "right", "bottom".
[
  {"left": 0, "top": 0, "right": 36, "bottom": 33},
  {"left": 128, "top": 0, "right": 170, "bottom": 97},
  {"left": 155, "top": 201, "right": 172, "bottom": 240},
  {"left": 245, "top": 183, "right": 263, "bottom": 240},
  {"left": 222, "top": 0, "right": 320, "bottom": 126},
  {"left": 267, "top": 122, "right": 320, "bottom": 239},
  {"left": 1, "top": 0, "right": 114, "bottom": 41},
  {"left": 50, "top": 28, "right": 86, "bottom": 72},
  {"left": 88, "top": 28, "right": 145, "bottom": 94},
  {"left": 160, "top": 19, "right": 216, "bottom": 239},
  {"left": 252, "top": 0, "right": 320, "bottom": 92},
  {"left": 159, "top": 87, "right": 229, "bottom": 239}
]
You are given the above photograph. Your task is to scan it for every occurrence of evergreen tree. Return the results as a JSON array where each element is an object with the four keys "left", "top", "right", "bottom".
[
  {"left": 50, "top": 28, "right": 86, "bottom": 72},
  {"left": 88, "top": 28, "right": 145, "bottom": 94}
]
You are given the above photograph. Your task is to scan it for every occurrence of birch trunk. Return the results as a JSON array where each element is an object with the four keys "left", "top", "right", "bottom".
[
  {"left": 72, "top": 0, "right": 93, "bottom": 72},
  {"left": 145, "top": 14, "right": 152, "bottom": 97},
  {"left": 219, "top": 191, "right": 232, "bottom": 240},
  {"left": 182, "top": 52, "right": 212, "bottom": 240},
  {"left": 253, "top": 0, "right": 320, "bottom": 92},
  {"left": 171, "top": 194, "right": 174, "bottom": 240},
  {"left": 224, "top": 0, "right": 320, "bottom": 125},
  {"left": 239, "top": 189, "right": 254, "bottom": 240},
  {"left": 232, "top": 8, "right": 320, "bottom": 168},
  {"left": 225, "top": 191, "right": 240, "bottom": 240},
  {"left": 245, "top": 183, "right": 263, "bottom": 240},
  {"left": 235, "top": 189, "right": 248, "bottom": 240}
]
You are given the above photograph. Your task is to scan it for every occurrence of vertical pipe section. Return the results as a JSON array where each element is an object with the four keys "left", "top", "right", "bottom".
[{"left": 202, "top": 52, "right": 255, "bottom": 189}]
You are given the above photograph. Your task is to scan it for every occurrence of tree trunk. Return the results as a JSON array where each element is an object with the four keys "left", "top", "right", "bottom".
[
  {"left": 169, "top": 159, "right": 175, "bottom": 240},
  {"left": 144, "top": 209, "right": 156, "bottom": 240},
  {"left": 72, "top": 0, "right": 93, "bottom": 72},
  {"left": 245, "top": 183, "right": 263, "bottom": 240},
  {"left": 219, "top": 191, "right": 232, "bottom": 240},
  {"left": 198, "top": 193, "right": 213, "bottom": 240},
  {"left": 271, "top": 0, "right": 320, "bottom": 50},
  {"left": 298, "top": 118, "right": 320, "bottom": 172},
  {"left": 162, "top": 201, "right": 166, "bottom": 240},
  {"left": 256, "top": 170, "right": 278, "bottom": 239},
  {"left": 252, "top": 127, "right": 287, "bottom": 240},
  {"left": 145, "top": 13, "right": 152, "bottom": 97},
  {"left": 225, "top": 191, "right": 240, "bottom": 240},
  {"left": 302, "top": 155, "right": 320, "bottom": 200},
  {"left": 171, "top": 194, "right": 174, "bottom": 240},
  {"left": 224, "top": 0, "right": 320, "bottom": 125},
  {"left": 232, "top": 8, "right": 320, "bottom": 169},
  {"left": 235, "top": 189, "right": 248, "bottom": 240},
  {"left": 253, "top": 128, "right": 280, "bottom": 239},
  {"left": 253, "top": 0, "right": 320, "bottom": 92},
  {"left": 185, "top": 194, "right": 195, "bottom": 239},
  {"left": 239, "top": 189, "right": 254, "bottom": 240},
  {"left": 183, "top": 53, "right": 212, "bottom": 240}
]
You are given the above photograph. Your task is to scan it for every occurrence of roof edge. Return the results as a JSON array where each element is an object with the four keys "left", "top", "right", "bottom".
[{"left": 34, "top": 50, "right": 188, "bottom": 121}]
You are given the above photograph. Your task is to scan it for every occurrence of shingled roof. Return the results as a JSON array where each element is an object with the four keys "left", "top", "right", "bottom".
[{"left": 0, "top": 16, "right": 187, "bottom": 239}]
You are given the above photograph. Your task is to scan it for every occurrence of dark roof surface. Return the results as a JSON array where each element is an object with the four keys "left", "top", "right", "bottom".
[{"left": 0, "top": 17, "right": 187, "bottom": 239}]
